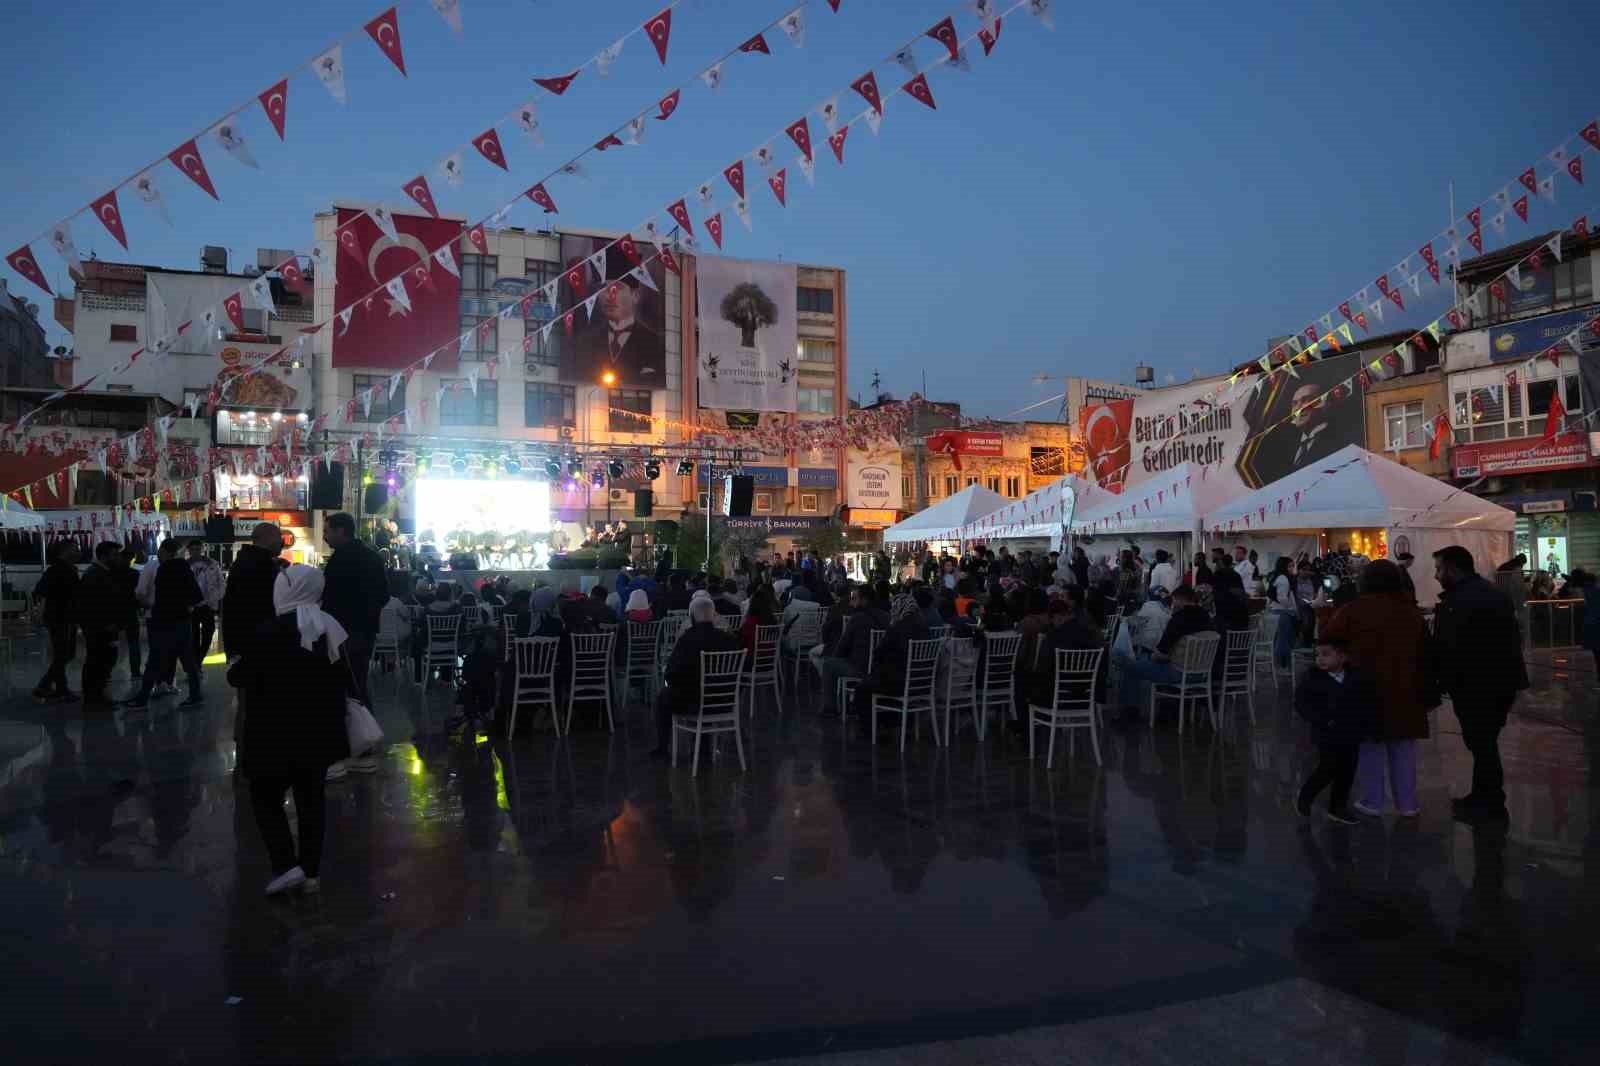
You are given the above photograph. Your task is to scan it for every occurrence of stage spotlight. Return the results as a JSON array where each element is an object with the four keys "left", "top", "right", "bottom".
[
  {"left": 567, "top": 459, "right": 582, "bottom": 479},
  {"left": 644, "top": 460, "right": 661, "bottom": 479},
  {"left": 483, "top": 457, "right": 498, "bottom": 479},
  {"left": 607, "top": 458, "right": 626, "bottom": 479},
  {"left": 545, "top": 457, "right": 563, "bottom": 479},
  {"left": 416, "top": 450, "right": 430, "bottom": 476},
  {"left": 386, "top": 472, "right": 398, "bottom": 490},
  {"left": 591, "top": 467, "right": 606, "bottom": 488},
  {"left": 451, "top": 454, "right": 468, "bottom": 475},
  {"left": 504, "top": 453, "right": 521, "bottom": 475},
  {"left": 362, "top": 468, "right": 374, "bottom": 486},
  {"left": 676, "top": 458, "right": 694, "bottom": 477}
]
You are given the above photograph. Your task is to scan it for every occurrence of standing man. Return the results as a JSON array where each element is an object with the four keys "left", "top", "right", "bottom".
[
  {"left": 74, "top": 542, "right": 124, "bottom": 707},
  {"left": 1232, "top": 545, "right": 1255, "bottom": 592},
  {"left": 186, "top": 541, "right": 224, "bottom": 661},
  {"left": 223, "top": 522, "right": 284, "bottom": 659},
  {"left": 1394, "top": 551, "right": 1417, "bottom": 601},
  {"left": 124, "top": 538, "right": 204, "bottom": 709},
  {"left": 1147, "top": 549, "right": 1180, "bottom": 596},
  {"left": 321, "top": 512, "right": 388, "bottom": 709},
  {"left": 134, "top": 539, "right": 177, "bottom": 696},
  {"left": 32, "top": 541, "right": 81, "bottom": 702},
  {"left": 116, "top": 549, "right": 142, "bottom": 682},
  {"left": 1432, "top": 545, "right": 1527, "bottom": 824}
]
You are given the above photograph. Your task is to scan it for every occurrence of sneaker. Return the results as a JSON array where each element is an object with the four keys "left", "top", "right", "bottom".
[
  {"left": 154, "top": 683, "right": 178, "bottom": 697},
  {"left": 1352, "top": 802, "right": 1383, "bottom": 818},
  {"left": 1325, "top": 809, "right": 1359, "bottom": 826},
  {"left": 1397, "top": 808, "right": 1421, "bottom": 818},
  {"left": 347, "top": 756, "right": 380, "bottom": 774},
  {"left": 300, "top": 877, "right": 321, "bottom": 895},
  {"left": 178, "top": 693, "right": 205, "bottom": 708},
  {"left": 325, "top": 763, "right": 349, "bottom": 782},
  {"left": 265, "top": 866, "right": 306, "bottom": 896}
]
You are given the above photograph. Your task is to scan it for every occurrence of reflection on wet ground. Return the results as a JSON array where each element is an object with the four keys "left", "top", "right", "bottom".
[{"left": 0, "top": 640, "right": 1594, "bottom": 1064}]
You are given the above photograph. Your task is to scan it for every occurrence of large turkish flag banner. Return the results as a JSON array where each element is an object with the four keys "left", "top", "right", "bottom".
[{"left": 331, "top": 208, "right": 461, "bottom": 369}]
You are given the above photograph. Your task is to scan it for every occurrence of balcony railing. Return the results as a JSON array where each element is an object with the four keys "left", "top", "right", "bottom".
[{"left": 79, "top": 292, "right": 146, "bottom": 313}]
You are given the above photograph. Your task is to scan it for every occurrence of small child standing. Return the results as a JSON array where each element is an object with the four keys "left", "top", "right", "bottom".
[{"left": 1295, "top": 637, "right": 1376, "bottom": 824}]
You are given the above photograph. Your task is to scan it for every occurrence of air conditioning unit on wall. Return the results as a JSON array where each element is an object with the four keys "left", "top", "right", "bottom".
[{"left": 609, "top": 489, "right": 629, "bottom": 503}]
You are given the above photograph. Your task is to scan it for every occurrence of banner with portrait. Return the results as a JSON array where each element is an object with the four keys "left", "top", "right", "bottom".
[
  {"left": 694, "top": 255, "right": 798, "bottom": 413},
  {"left": 555, "top": 234, "right": 668, "bottom": 389}
]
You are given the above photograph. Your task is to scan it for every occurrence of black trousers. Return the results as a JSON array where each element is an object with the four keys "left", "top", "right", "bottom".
[
  {"left": 82, "top": 629, "right": 119, "bottom": 703},
  {"left": 37, "top": 623, "right": 76, "bottom": 694},
  {"left": 249, "top": 769, "right": 328, "bottom": 877},
  {"left": 139, "top": 619, "right": 201, "bottom": 699},
  {"left": 344, "top": 631, "right": 374, "bottom": 708},
  {"left": 1454, "top": 696, "right": 1512, "bottom": 809},
  {"left": 123, "top": 621, "right": 142, "bottom": 676},
  {"left": 192, "top": 606, "right": 217, "bottom": 662},
  {"left": 1300, "top": 742, "right": 1359, "bottom": 814}
]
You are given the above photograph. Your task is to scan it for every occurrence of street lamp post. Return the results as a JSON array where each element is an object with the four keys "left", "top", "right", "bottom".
[{"left": 581, "top": 370, "right": 618, "bottom": 533}]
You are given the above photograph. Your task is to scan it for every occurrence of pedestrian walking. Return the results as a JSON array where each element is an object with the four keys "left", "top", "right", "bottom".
[
  {"left": 1294, "top": 637, "right": 1377, "bottom": 824},
  {"left": 33, "top": 540, "right": 81, "bottom": 702},
  {"left": 186, "top": 541, "right": 223, "bottom": 661},
  {"left": 320, "top": 512, "right": 388, "bottom": 709},
  {"left": 74, "top": 542, "right": 124, "bottom": 707},
  {"left": 116, "top": 548, "right": 142, "bottom": 680},
  {"left": 123, "top": 538, "right": 204, "bottom": 709},
  {"left": 237, "top": 564, "right": 351, "bottom": 896},
  {"left": 222, "top": 522, "right": 285, "bottom": 659}
]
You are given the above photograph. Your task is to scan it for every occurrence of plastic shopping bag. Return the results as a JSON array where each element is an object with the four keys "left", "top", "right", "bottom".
[{"left": 346, "top": 698, "right": 384, "bottom": 755}]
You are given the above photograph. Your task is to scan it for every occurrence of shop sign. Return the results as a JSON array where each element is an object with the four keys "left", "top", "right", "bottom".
[
  {"left": 924, "top": 430, "right": 1004, "bottom": 457},
  {"left": 719, "top": 515, "right": 828, "bottom": 533},
  {"left": 796, "top": 467, "right": 837, "bottom": 488},
  {"left": 1452, "top": 431, "right": 1593, "bottom": 478},
  {"left": 1484, "top": 307, "right": 1600, "bottom": 363},
  {"left": 846, "top": 508, "right": 898, "bottom": 528},
  {"left": 1521, "top": 499, "right": 1567, "bottom": 514},
  {"left": 697, "top": 465, "right": 788, "bottom": 487}
]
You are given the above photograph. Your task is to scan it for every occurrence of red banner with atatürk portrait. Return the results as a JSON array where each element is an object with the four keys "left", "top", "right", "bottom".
[{"left": 331, "top": 208, "right": 462, "bottom": 370}]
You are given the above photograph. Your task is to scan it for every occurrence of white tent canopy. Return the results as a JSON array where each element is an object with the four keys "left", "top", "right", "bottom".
[
  {"left": 958, "top": 475, "right": 1099, "bottom": 543},
  {"left": 883, "top": 483, "right": 1010, "bottom": 544},
  {"left": 0, "top": 498, "right": 46, "bottom": 529},
  {"left": 1069, "top": 461, "right": 1245, "bottom": 537}
]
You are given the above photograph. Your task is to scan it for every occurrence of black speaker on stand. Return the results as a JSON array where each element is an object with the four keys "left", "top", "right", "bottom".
[
  {"left": 634, "top": 488, "right": 653, "bottom": 518},
  {"left": 363, "top": 482, "right": 389, "bottom": 514},
  {"left": 310, "top": 462, "right": 346, "bottom": 510},
  {"left": 722, "top": 475, "right": 754, "bottom": 518}
]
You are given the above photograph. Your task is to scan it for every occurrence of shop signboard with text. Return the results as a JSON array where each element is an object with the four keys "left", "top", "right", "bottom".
[
  {"left": 1451, "top": 431, "right": 1594, "bottom": 478},
  {"left": 924, "top": 430, "right": 1004, "bottom": 466},
  {"left": 847, "top": 443, "right": 904, "bottom": 510}
]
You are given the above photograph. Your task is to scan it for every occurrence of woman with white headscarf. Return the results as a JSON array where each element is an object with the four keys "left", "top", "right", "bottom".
[{"left": 236, "top": 564, "right": 350, "bottom": 897}]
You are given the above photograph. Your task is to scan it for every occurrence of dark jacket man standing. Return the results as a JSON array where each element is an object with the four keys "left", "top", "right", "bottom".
[
  {"left": 223, "top": 523, "right": 285, "bottom": 658},
  {"left": 74, "top": 542, "right": 124, "bottom": 706},
  {"left": 125, "top": 538, "right": 204, "bottom": 709},
  {"left": 321, "top": 512, "right": 388, "bottom": 708},
  {"left": 1431, "top": 544, "right": 1527, "bottom": 824},
  {"left": 33, "top": 541, "right": 81, "bottom": 701}
]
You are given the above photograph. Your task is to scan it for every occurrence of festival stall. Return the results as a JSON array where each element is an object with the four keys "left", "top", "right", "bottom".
[
  {"left": 0, "top": 498, "right": 47, "bottom": 607},
  {"left": 958, "top": 475, "right": 1100, "bottom": 553},
  {"left": 1067, "top": 460, "right": 1246, "bottom": 565},
  {"left": 883, "top": 482, "right": 1009, "bottom": 550},
  {"left": 1200, "top": 445, "right": 1516, "bottom": 605}
]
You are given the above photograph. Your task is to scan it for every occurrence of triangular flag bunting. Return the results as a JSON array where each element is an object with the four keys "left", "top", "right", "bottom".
[
  {"left": 258, "top": 79, "right": 288, "bottom": 139},
  {"left": 365, "top": 7, "right": 407, "bottom": 75}
]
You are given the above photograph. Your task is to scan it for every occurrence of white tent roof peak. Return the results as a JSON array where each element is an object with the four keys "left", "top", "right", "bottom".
[{"left": 883, "top": 483, "right": 1009, "bottom": 543}]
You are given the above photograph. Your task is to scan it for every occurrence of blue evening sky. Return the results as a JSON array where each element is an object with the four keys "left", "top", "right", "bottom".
[{"left": 5, "top": 0, "right": 1596, "bottom": 417}]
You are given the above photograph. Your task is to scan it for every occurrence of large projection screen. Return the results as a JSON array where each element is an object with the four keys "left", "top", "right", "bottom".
[{"left": 416, "top": 478, "right": 551, "bottom": 538}]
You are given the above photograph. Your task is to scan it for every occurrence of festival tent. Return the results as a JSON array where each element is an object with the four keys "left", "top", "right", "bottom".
[
  {"left": 0, "top": 498, "right": 46, "bottom": 530},
  {"left": 883, "top": 483, "right": 1010, "bottom": 545},
  {"left": 1201, "top": 445, "right": 1515, "bottom": 605},
  {"left": 1065, "top": 462, "right": 1246, "bottom": 567},
  {"left": 958, "top": 474, "right": 1100, "bottom": 547}
]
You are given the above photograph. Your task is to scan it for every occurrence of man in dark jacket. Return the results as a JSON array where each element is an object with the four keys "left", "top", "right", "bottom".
[
  {"left": 583, "top": 584, "right": 620, "bottom": 626},
  {"left": 321, "top": 512, "right": 388, "bottom": 708},
  {"left": 75, "top": 542, "right": 125, "bottom": 707},
  {"left": 1027, "top": 595, "right": 1106, "bottom": 709},
  {"left": 125, "top": 538, "right": 203, "bottom": 709},
  {"left": 1432, "top": 545, "right": 1527, "bottom": 824},
  {"left": 818, "top": 585, "right": 890, "bottom": 715},
  {"left": 223, "top": 522, "right": 284, "bottom": 658},
  {"left": 116, "top": 548, "right": 142, "bottom": 678},
  {"left": 652, "top": 598, "right": 740, "bottom": 757},
  {"left": 1294, "top": 637, "right": 1377, "bottom": 823},
  {"left": 1111, "top": 584, "right": 1213, "bottom": 710},
  {"left": 33, "top": 540, "right": 81, "bottom": 701}
]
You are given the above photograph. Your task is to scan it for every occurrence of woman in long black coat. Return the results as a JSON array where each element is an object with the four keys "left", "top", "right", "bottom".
[{"left": 236, "top": 564, "right": 350, "bottom": 896}]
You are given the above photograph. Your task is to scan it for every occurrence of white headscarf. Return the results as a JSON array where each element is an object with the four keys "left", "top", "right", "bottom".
[
  {"left": 274, "top": 563, "right": 349, "bottom": 663},
  {"left": 626, "top": 589, "right": 651, "bottom": 613}
]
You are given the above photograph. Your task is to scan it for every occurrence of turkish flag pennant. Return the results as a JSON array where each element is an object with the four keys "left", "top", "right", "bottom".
[
  {"left": 903, "top": 73, "right": 937, "bottom": 109},
  {"left": 1575, "top": 216, "right": 1589, "bottom": 238},
  {"left": 90, "top": 189, "right": 129, "bottom": 249},
  {"left": 666, "top": 198, "right": 694, "bottom": 236},
  {"left": 1466, "top": 206, "right": 1481, "bottom": 230},
  {"left": 659, "top": 248, "right": 681, "bottom": 275},
  {"left": 1541, "top": 389, "right": 1566, "bottom": 443},
  {"left": 1447, "top": 309, "right": 1463, "bottom": 329},
  {"left": 1466, "top": 229, "right": 1483, "bottom": 253},
  {"left": 1490, "top": 280, "right": 1507, "bottom": 302},
  {"left": 258, "top": 78, "right": 288, "bottom": 139},
  {"left": 827, "top": 0, "right": 841, "bottom": 9},
  {"left": 1513, "top": 195, "right": 1529, "bottom": 222},
  {"left": 1569, "top": 156, "right": 1585, "bottom": 185},
  {"left": 1354, "top": 311, "right": 1368, "bottom": 332},
  {"left": 1338, "top": 301, "right": 1352, "bottom": 321},
  {"left": 739, "top": 33, "right": 770, "bottom": 55},
  {"left": 472, "top": 128, "right": 508, "bottom": 170},
  {"left": 526, "top": 182, "right": 557, "bottom": 213},
  {"left": 705, "top": 213, "right": 723, "bottom": 249},
  {"left": 6, "top": 245, "right": 51, "bottom": 295},
  {"left": 618, "top": 234, "right": 641, "bottom": 265},
  {"left": 1529, "top": 248, "right": 1545, "bottom": 271},
  {"left": 1581, "top": 122, "right": 1600, "bottom": 151},
  {"left": 280, "top": 258, "right": 311, "bottom": 295},
  {"left": 978, "top": 17, "right": 1002, "bottom": 55},
  {"left": 168, "top": 138, "right": 220, "bottom": 199},
  {"left": 223, "top": 292, "right": 245, "bottom": 332},
  {"left": 562, "top": 310, "right": 575, "bottom": 336},
  {"left": 786, "top": 117, "right": 813, "bottom": 161},
  {"left": 365, "top": 7, "right": 407, "bottom": 75},
  {"left": 1357, "top": 368, "right": 1371, "bottom": 389},
  {"left": 465, "top": 224, "right": 487, "bottom": 255},
  {"left": 595, "top": 133, "right": 624, "bottom": 151},
  {"left": 1375, "top": 275, "right": 1390, "bottom": 296},
  {"left": 723, "top": 159, "right": 746, "bottom": 198},
  {"left": 643, "top": 7, "right": 672, "bottom": 64},
  {"left": 1387, "top": 287, "right": 1404, "bottom": 311},
  {"left": 828, "top": 126, "right": 849, "bottom": 164},
  {"left": 926, "top": 16, "right": 960, "bottom": 58},
  {"left": 851, "top": 71, "right": 883, "bottom": 114},
  {"left": 408, "top": 260, "right": 435, "bottom": 293},
  {"left": 1518, "top": 167, "right": 1537, "bottom": 194},
  {"left": 769, "top": 169, "right": 787, "bottom": 205},
  {"left": 534, "top": 70, "right": 579, "bottom": 95},
  {"left": 403, "top": 174, "right": 440, "bottom": 217},
  {"left": 1426, "top": 260, "right": 1440, "bottom": 284},
  {"left": 1419, "top": 241, "right": 1435, "bottom": 264},
  {"left": 564, "top": 262, "right": 588, "bottom": 299},
  {"left": 656, "top": 89, "right": 680, "bottom": 120}
]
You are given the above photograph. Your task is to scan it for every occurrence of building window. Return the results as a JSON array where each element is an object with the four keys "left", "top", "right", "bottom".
[
  {"left": 1030, "top": 445, "right": 1066, "bottom": 477},
  {"left": 461, "top": 253, "right": 497, "bottom": 294},
  {"left": 797, "top": 286, "right": 834, "bottom": 314},
  {"left": 927, "top": 475, "right": 938, "bottom": 497},
  {"left": 798, "top": 337, "right": 835, "bottom": 363},
  {"left": 523, "top": 325, "right": 557, "bottom": 371},
  {"left": 440, "top": 379, "right": 498, "bottom": 426},
  {"left": 74, "top": 469, "right": 118, "bottom": 505},
  {"left": 109, "top": 323, "right": 137, "bottom": 342},
  {"left": 182, "top": 387, "right": 209, "bottom": 414},
  {"left": 609, "top": 388, "right": 652, "bottom": 433},
  {"left": 1383, "top": 400, "right": 1427, "bottom": 450},
  {"left": 351, "top": 374, "right": 405, "bottom": 423},
  {"left": 755, "top": 492, "right": 773, "bottom": 513},
  {"left": 944, "top": 475, "right": 959, "bottom": 497},
  {"left": 1006, "top": 476, "right": 1022, "bottom": 497},
  {"left": 1452, "top": 362, "right": 1585, "bottom": 442},
  {"left": 459, "top": 253, "right": 499, "bottom": 360},
  {"left": 798, "top": 387, "right": 835, "bottom": 413},
  {"left": 524, "top": 258, "right": 559, "bottom": 290},
  {"left": 525, "top": 382, "right": 575, "bottom": 428},
  {"left": 800, "top": 492, "right": 818, "bottom": 513},
  {"left": 902, "top": 475, "right": 912, "bottom": 500},
  {"left": 965, "top": 476, "right": 979, "bottom": 488},
  {"left": 986, "top": 475, "right": 1001, "bottom": 493},
  {"left": 459, "top": 313, "right": 497, "bottom": 359}
]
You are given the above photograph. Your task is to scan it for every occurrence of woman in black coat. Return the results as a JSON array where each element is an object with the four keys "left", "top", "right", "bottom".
[{"left": 236, "top": 564, "right": 350, "bottom": 896}]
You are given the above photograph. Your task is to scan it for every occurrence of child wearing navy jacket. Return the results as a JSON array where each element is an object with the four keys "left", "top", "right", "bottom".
[{"left": 1295, "top": 637, "right": 1377, "bottom": 824}]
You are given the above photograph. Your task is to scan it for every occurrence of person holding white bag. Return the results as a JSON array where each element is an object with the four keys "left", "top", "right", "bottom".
[{"left": 236, "top": 564, "right": 355, "bottom": 897}]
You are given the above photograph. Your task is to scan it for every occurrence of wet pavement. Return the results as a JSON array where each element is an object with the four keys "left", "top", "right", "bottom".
[{"left": 0, "top": 637, "right": 1595, "bottom": 1064}]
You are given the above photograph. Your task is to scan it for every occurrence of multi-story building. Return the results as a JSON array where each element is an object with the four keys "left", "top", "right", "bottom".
[
  {"left": 1442, "top": 227, "right": 1599, "bottom": 576},
  {"left": 1, "top": 278, "right": 54, "bottom": 390}
]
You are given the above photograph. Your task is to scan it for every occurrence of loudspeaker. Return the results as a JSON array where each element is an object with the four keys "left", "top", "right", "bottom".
[
  {"left": 634, "top": 488, "right": 653, "bottom": 518},
  {"left": 363, "top": 482, "right": 388, "bottom": 513},
  {"left": 203, "top": 516, "right": 234, "bottom": 543},
  {"left": 723, "top": 475, "right": 754, "bottom": 517},
  {"left": 310, "top": 462, "right": 345, "bottom": 510}
]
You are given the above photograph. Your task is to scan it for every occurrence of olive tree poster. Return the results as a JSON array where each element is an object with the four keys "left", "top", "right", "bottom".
[{"left": 695, "top": 255, "right": 798, "bottom": 412}]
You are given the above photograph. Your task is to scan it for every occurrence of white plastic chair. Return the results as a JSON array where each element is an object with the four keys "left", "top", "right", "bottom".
[
  {"left": 836, "top": 629, "right": 884, "bottom": 721},
  {"left": 1029, "top": 646, "right": 1105, "bottom": 768},
  {"left": 507, "top": 636, "right": 560, "bottom": 738},
  {"left": 870, "top": 637, "right": 944, "bottom": 752},
  {"left": 658, "top": 610, "right": 690, "bottom": 674},
  {"left": 1249, "top": 612, "right": 1277, "bottom": 691},
  {"left": 672, "top": 648, "right": 749, "bottom": 776},
  {"left": 975, "top": 630, "right": 1023, "bottom": 740},
  {"left": 621, "top": 619, "right": 664, "bottom": 706},
  {"left": 1150, "top": 632, "right": 1220, "bottom": 734},
  {"left": 781, "top": 609, "right": 824, "bottom": 697},
  {"left": 1216, "top": 628, "right": 1255, "bottom": 729},
  {"left": 423, "top": 612, "right": 462, "bottom": 687},
  {"left": 372, "top": 615, "right": 403, "bottom": 674},
  {"left": 743, "top": 623, "right": 783, "bottom": 717},
  {"left": 566, "top": 630, "right": 616, "bottom": 734},
  {"left": 942, "top": 635, "right": 979, "bottom": 742}
]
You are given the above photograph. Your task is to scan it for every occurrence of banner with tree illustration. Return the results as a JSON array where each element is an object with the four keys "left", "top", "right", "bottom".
[{"left": 695, "top": 255, "right": 797, "bottom": 412}]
